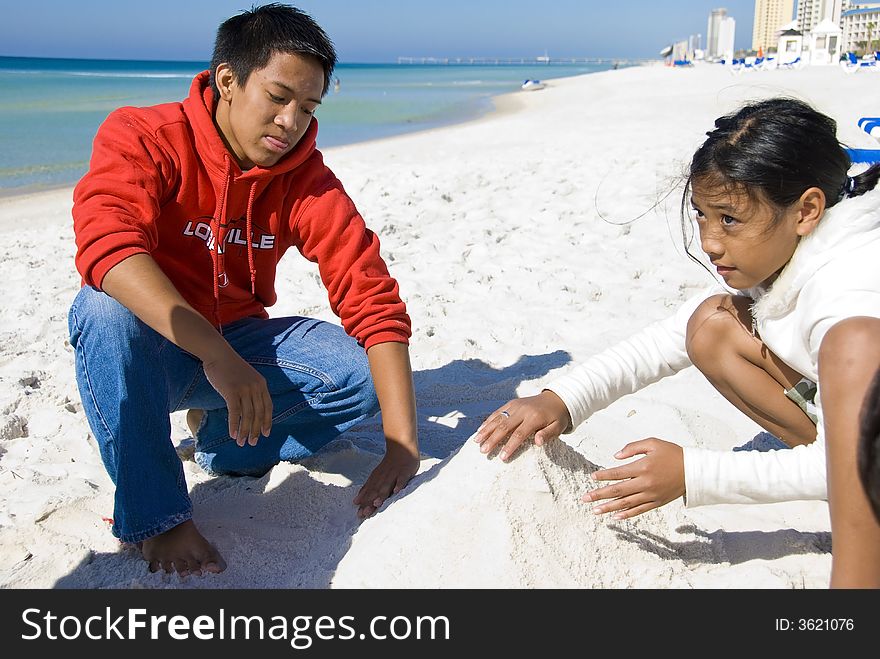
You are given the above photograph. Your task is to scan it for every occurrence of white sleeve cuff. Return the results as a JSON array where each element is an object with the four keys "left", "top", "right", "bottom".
[{"left": 682, "top": 442, "right": 827, "bottom": 507}]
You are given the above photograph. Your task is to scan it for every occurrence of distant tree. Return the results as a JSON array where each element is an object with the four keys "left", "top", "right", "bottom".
[{"left": 868, "top": 22, "right": 877, "bottom": 54}]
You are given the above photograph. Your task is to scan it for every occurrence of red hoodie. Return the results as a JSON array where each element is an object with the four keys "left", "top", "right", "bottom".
[{"left": 73, "top": 71, "right": 410, "bottom": 350}]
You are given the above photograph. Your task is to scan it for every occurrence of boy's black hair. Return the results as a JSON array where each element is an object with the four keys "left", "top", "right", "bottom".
[
  {"left": 858, "top": 368, "right": 880, "bottom": 524},
  {"left": 210, "top": 3, "right": 337, "bottom": 98}
]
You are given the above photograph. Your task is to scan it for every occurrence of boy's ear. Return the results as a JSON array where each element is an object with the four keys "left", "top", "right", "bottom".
[
  {"left": 795, "top": 187, "right": 826, "bottom": 237},
  {"left": 214, "top": 63, "right": 237, "bottom": 101}
]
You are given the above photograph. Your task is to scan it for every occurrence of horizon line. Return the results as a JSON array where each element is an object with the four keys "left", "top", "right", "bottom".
[{"left": 0, "top": 53, "right": 659, "bottom": 65}]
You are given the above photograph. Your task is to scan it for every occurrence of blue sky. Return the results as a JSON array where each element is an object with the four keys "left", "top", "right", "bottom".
[{"left": 0, "top": 1, "right": 764, "bottom": 62}]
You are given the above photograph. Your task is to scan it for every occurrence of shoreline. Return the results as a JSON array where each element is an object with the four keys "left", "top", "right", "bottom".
[{"left": 0, "top": 66, "right": 626, "bottom": 201}]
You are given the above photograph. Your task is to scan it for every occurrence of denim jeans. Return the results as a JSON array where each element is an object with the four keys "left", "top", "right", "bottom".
[{"left": 68, "top": 286, "right": 379, "bottom": 543}]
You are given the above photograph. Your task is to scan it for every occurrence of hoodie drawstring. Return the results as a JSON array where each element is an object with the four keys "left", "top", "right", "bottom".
[
  {"left": 245, "top": 182, "right": 258, "bottom": 296},
  {"left": 210, "top": 159, "right": 260, "bottom": 329},
  {"left": 211, "top": 155, "right": 233, "bottom": 331}
]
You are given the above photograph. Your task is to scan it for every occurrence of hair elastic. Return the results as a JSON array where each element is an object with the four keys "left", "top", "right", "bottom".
[{"left": 839, "top": 176, "right": 857, "bottom": 201}]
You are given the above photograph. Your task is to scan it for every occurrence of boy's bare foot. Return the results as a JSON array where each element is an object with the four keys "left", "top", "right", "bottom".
[
  {"left": 140, "top": 520, "right": 226, "bottom": 576},
  {"left": 187, "top": 408, "right": 204, "bottom": 437}
]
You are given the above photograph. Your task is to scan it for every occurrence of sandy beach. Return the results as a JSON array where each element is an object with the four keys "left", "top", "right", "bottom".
[{"left": 2, "top": 62, "right": 878, "bottom": 589}]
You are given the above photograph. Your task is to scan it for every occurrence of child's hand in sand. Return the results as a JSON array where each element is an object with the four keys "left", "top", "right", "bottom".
[
  {"left": 353, "top": 443, "right": 420, "bottom": 519},
  {"left": 584, "top": 438, "right": 684, "bottom": 519},
  {"left": 474, "top": 391, "right": 572, "bottom": 461}
]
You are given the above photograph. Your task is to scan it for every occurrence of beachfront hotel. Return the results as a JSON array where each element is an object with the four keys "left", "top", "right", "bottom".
[
  {"left": 797, "top": 0, "right": 846, "bottom": 33},
  {"left": 752, "top": 0, "right": 795, "bottom": 51},
  {"left": 777, "top": 0, "right": 880, "bottom": 63},
  {"left": 841, "top": 3, "right": 880, "bottom": 54},
  {"left": 706, "top": 8, "right": 736, "bottom": 59}
]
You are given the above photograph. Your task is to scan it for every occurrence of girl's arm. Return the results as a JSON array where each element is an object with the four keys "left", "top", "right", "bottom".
[
  {"left": 680, "top": 440, "right": 826, "bottom": 506},
  {"left": 586, "top": 435, "right": 827, "bottom": 517},
  {"left": 476, "top": 288, "right": 720, "bottom": 459},
  {"left": 818, "top": 316, "right": 880, "bottom": 588},
  {"left": 546, "top": 289, "right": 714, "bottom": 429}
]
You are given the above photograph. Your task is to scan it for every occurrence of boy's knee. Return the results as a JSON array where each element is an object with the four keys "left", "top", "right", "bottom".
[
  {"left": 685, "top": 294, "right": 750, "bottom": 366},
  {"left": 69, "top": 286, "right": 152, "bottom": 347}
]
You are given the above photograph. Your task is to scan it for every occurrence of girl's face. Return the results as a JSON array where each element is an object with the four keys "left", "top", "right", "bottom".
[{"left": 690, "top": 182, "right": 806, "bottom": 290}]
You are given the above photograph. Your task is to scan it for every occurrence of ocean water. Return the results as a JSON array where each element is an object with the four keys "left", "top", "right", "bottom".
[{"left": 0, "top": 56, "right": 613, "bottom": 195}]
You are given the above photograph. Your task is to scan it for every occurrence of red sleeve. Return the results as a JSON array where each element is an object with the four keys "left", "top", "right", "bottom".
[
  {"left": 72, "top": 109, "right": 176, "bottom": 288},
  {"left": 292, "top": 175, "right": 412, "bottom": 349}
]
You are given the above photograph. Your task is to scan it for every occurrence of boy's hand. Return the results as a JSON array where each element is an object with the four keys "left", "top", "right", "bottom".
[
  {"left": 354, "top": 444, "right": 419, "bottom": 519},
  {"left": 584, "top": 438, "right": 684, "bottom": 519},
  {"left": 202, "top": 351, "right": 273, "bottom": 447},
  {"left": 474, "top": 390, "right": 571, "bottom": 461}
]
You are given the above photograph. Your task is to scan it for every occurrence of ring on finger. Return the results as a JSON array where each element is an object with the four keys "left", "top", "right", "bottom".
[{"left": 500, "top": 410, "right": 511, "bottom": 419}]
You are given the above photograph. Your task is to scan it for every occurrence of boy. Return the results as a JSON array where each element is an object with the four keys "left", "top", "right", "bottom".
[{"left": 69, "top": 4, "right": 419, "bottom": 576}]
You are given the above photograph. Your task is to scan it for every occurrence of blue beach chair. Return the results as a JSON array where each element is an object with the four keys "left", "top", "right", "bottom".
[
  {"left": 858, "top": 117, "right": 880, "bottom": 141},
  {"left": 845, "top": 114, "right": 880, "bottom": 164},
  {"left": 843, "top": 51, "right": 878, "bottom": 73},
  {"left": 846, "top": 148, "right": 880, "bottom": 164}
]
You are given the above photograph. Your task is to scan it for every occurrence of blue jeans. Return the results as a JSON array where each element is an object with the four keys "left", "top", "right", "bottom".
[{"left": 68, "top": 286, "right": 379, "bottom": 543}]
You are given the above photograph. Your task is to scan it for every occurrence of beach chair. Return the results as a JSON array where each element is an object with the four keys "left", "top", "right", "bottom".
[
  {"left": 859, "top": 117, "right": 880, "bottom": 141},
  {"left": 778, "top": 56, "right": 801, "bottom": 70},
  {"left": 729, "top": 57, "right": 746, "bottom": 75},
  {"left": 846, "top": 148, "right": 880, "bottom": 164},
  {"left": 843, "top": 51, "right": 877, "bottom": 73},
  {"left": 845, "top": 115, "right": 880, "bottom": 164}
]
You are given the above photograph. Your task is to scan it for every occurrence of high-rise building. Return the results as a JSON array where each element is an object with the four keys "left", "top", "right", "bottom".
[
  {"left": 707, "top": 8, "right": 737, "bottom": 58},
  {"left": 752, "top": 0, "right": 796, "bottom": 51},
  {"left": 797, "top": 0, "right": 846, "bottom": 34}
]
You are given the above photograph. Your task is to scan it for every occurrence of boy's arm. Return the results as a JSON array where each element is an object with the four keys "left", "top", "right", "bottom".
[
  {"left": 102, "top": 254, "right": 273, "bottom": 446},
  {"left": 353, "top": 341, "right": 420, "bottom": 519},
  {"left": 291, "top": 177, "right": 411, "bottom": 349}
]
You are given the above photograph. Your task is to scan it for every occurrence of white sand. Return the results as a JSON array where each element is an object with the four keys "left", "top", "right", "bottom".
[{"left": 3, "top": 63, "right": 875, "bottom": 589}]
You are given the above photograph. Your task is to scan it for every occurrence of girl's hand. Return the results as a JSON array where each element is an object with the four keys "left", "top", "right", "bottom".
[
  {"left": 584, "top": 438, "right": 685, "bottom": 519},
  {"left": 474, "top": 391, "right": 572, "bottom": 461}
]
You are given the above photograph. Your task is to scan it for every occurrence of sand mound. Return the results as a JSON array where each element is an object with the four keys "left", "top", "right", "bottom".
[{"left": 332, "top": 436, "right": 719, "bottom": 588}]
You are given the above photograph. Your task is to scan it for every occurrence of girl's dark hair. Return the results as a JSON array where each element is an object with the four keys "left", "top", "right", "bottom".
[
  {"left": 859, "top": 368, "right": 880, "bottom": 524},
  {"left": 680, "top": 98, "right": 880, "bottom": 258},
  {"left": 210, "top": 3, "right": 337, "bottom": 98}
]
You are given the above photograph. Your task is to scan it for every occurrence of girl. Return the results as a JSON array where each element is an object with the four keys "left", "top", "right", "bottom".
[{"left": 475, "top": 98, "right": 880, "bottom": 588}]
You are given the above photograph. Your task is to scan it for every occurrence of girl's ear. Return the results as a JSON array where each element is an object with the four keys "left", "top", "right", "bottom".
[
  {"left": 795, "top": 187, "right": 826, "bottom": 237},
  {"left": 215, "top": 63, "right": 236, "bottom": 101}
]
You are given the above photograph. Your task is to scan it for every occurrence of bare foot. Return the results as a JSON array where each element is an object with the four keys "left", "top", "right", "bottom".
[
  {"left": 186, "top": 408, "right": 205, "bottom": 438},
  {"left": 140, "top": 520, "right": 226, "bottom": 576}
]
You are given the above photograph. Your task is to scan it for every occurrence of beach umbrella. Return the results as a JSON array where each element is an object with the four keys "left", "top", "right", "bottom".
[{"left": 659, "top": 45, "right": 673, "bottom": 57}]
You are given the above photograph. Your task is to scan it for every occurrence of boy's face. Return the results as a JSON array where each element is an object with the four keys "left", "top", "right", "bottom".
[{"left": 214, "top": 51, "right": 324, "bottom": 169}]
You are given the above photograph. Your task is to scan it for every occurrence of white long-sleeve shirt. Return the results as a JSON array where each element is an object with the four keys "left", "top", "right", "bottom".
[{"left": 547, "top": 187, "right": 880, "bottom": 507}]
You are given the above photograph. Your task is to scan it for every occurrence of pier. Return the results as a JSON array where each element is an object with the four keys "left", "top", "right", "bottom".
[{"left": 396, "top": 56, "right": 656, "bottom": 65}]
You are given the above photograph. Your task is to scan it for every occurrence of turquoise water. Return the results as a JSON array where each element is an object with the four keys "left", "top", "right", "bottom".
[{"left": 0, "top": 56, "right": 613, "bottom": 194}]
